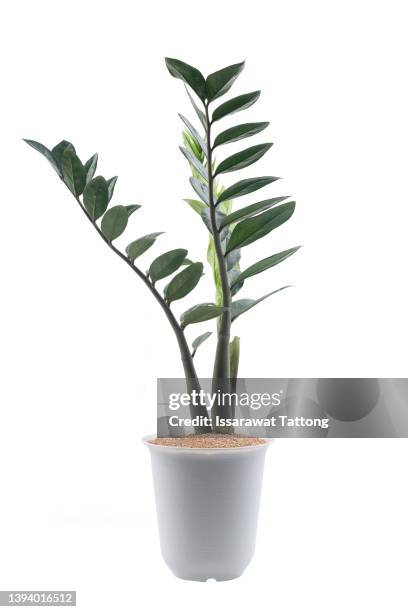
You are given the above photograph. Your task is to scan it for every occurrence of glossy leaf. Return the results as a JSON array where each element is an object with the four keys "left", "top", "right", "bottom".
[
  {"left": 231, "top": 247, "right": 301, "bottom": 287},
  {"left": 183, "top": 198, "right": 206, "bottom": 215},
  {"left": 149, "top": 249, "right": 188, "bottom": 282},
  {"left": 180, "top": 147, "right": 207, "bottom": 181},
  {"left": 24, "top": 139, "right": 61, "bottom": 176},
  {"left": 214, "top": 143, "right": 272, "bottom": 176},
  {"left": 190, "top": 177, "right": 209, "bottom": 205},
  {"left": 126, "top": 205, "right": 141, "bottom": 217},
  {"left": 51, "top": 140, "right": 75, "bottom": 171},
  {"left": 61, "top": 149, "right": 86, "bottom": 196},
  {"left": 219, "top": 196, "right": 288, "bottom": 228},
  {"left": 213, "top": 122, "right": 269, "bottom": 148},
  {"left": 180, "top": 303, "right": 226, "bottom": 328},
  {"left": 205, "top": 61, "right": 245, "bottom": 101},
  {"left": 182, "top": 130, "right": 204, "bottom": 163},
  {"left": 231, "top": 287, "right": 290, "bottom": 321},
  {"left": 182, "top": 257, "right": 194, "bottom": 266},
  {"left": 212, "top": 91, "right": 260, "bottom": 122},
  {"left": 84, "top": 153, "right": 98, "bottom": 183},
  {"left": 179, "top": 114, "right": 207, "bottom": 157},
  {"left": 101, "top": 205, "right": 128, "bottom": 242},
  {"left": 83, "top": 176, "right": 109, "bottom": 220},
  {"left": 126, "top": 232, "right": 163, "bottom": 263},
  {"left": 191, "top": 331, "right": 212, "bottom": 357},
  {"left": 164, "top": 262, "right": 203, "bottom": 303},
  {"left": 165, "top": 57, "right": 206, "bottom": 102},
  {"left": 217, "top": 176, "right": 278, "bottom": 205},
  {"left": 185, "top": 86, "right": 206, "bottom": 128},
  {"left": 226, "top": 201, "right": 296, "bottom": 253},
  {"left": 107, "top": 176, "right": 118, "bottom": 202}
]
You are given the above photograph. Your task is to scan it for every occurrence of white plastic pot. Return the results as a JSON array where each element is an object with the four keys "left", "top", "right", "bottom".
[{"left": 144, "top": 435, "right": 270, "bottom": 581}]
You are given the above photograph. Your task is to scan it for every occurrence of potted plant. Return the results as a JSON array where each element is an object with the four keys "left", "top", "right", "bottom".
[{"left": 25, "top": 57, "right": 299, "bottom": 581}]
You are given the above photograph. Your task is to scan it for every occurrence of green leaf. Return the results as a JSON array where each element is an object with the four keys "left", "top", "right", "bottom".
[
  {"left": 212, "top": 91, "right": 260, "bottom": 122},
  {"left": 83, "top": 176, "right": 109, "bottom": 220},
  {"left": 126, "top": 232, "right": 163, "bottom": 263},
  {"left": 183, "top": 198, "right": 207, "bottom": 215},
  {"left": 24, "top": 139, "right": 62, "bottom": 176},
  {"left": 51, "top": 140, "right": 75, "bottom": 170},
  {"left": 213, "top": 122, "right": 269, "bottom": 148},
  {"left": 182, "top": 257, "right": 194, "bottom": 266},
  {"left": 226, "top": 201, "right": 296, "bottom": 253},
  {"left": 191, "top": 331, "right": 212, "bottom": 357},
  {"left": 229, "top": 336, "right": 240, "bottom": 386},
  {"left": 61, "top": 149, "right": 86, "bottom": 196},
  {"left": 232, "top": 247, "right": 301, "bottom": 286},
  {"left": 149, "top": 249, "right": 188, "bottom": 282},
  {"left": 190, "top": 177, "right": 209, "bottom": 205},
  {"left": 180, "top": 147, "right": 207, "bottom": 182},
  {"left": 219, "top": 196, "right": 288, "bottom": 228},
  {"left": 107, "top": 176, "right": 118, "bottom": 202},
  {"left": 164, "top": 262, "right": 203, "bottom": 303},
  {"left": 180, "top": 303, "right": 226, "bottom": 328},
  {"left": 214, "top": 143, "right": 272, "bottom": 176},
  {"left": 101, "top": 205, "right": 128, "bottom": 242},
  {"left": 217, "top": 176, "right": 279, "bottom": 205},
  {"left": 185, "top": 86, "right": 206, "bottom": 128},
  {"left": 182, "top": 130, "right": 204, "bottom": 163},
  {"left": 125, "top": 205, "right": 141, "bottom": 217},
  {"left": 84, "top": 153, "right": 98, "bottom": 182},
  {"left": 165, "top": 57, "right": 206, "bottom": 102},
  {"left": 205, "top": 61, "right": 245, "bottom": 102},
  {"left": 231, "top": 287, "right": 290, "bottom": 321},
  {"left": 179, "top": 114, "right": 207, "bottom": 157}
]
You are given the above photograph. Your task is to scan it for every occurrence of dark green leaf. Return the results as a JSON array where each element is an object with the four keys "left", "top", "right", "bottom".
[
  {"left": 84, "top": 153, "right": 98, "bottom": 182},
  {"left": 180, "top": 147, "right": 207, "bottom": 182},
  {"left": 83, "top": 176, "right": 109, "bottom": 220},
  {"left": 61, "top": 149, "right": 86, "bottom": 196},
  {"left": 185, "top": 86, "right": 206, "bottom": 128},
  {"left": 149, "top": 249, "right": 188, "bottom": 282},
  {"left": 107, "top": 176, "right": 118, "bottom": 202},
  {"left": 101, "top": 205, "right": 128, "bottom": 242},
  {"left": 219, "top": 196, "right": 289, "bottom": 228},
  {"left": 183, "top": 198, "right": 207, "bottom": 215},
  {"left": 190, "top": 177, "right": 209, "bottom": 205},
  {"left": 214, "top": 143, "right": 272, "bottom": 176},
  {"left": 212, "top": 91, "right": 260, "bottom": 122},
  {"left": 182, "top": 257, "right": 194, "bottom": 266},
  {"left": 126, "top": 204, "right": 141, "bottom": 217},
  {"left": 200, "top": 208, "right": 226, "bottom": 235},
  {"left": 126, "top": 232, "right": 163, "bottom": 263},
  {"left": 24, "top": 139, "right": 61, "bottom": 176},
  {"left": 213, "top": 122, "right": 269, "bottom": 148},
  {"left": 51, "top": 140, "right": 75, "bottom": 170},
  {"left": 165, "top": 57, "right": 206, "bottom": 102},
  {"left": 179, "top": 114, "right": 207, "bottom": 157},
  {"left": 232, "top": 247, "right": 301, "bottom": 286},
  {"left": 164, "top": 262, "right": 203, "bottom": 303},
  {"left": 192, "top": 331, "right": 212, "bottom": 356},
  {"left": 205, "top": 61, "right": 245, "bottom": 102},
  {"left": 217, "top": 176, "right": 279, "bottom": 205},
  {"left": 231, "top": 287, "right": 290, "bottom": 321},
  {"left": 180, "top": 303, "right": 226, "bottom": 328},
  {"left": 226, "top": 201, "right": 296, "bottom": 253}
]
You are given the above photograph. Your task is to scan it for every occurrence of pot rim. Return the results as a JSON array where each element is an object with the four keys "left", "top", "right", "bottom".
[{"left": 142, "top": 433, "right": 273, "bottom": 454}]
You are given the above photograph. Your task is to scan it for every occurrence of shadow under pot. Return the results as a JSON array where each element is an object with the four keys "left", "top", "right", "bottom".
[{"left": 144, "top": 435, "right": 270, "bottom": 582}]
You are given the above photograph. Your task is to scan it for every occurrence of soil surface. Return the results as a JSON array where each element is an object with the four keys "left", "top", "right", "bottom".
[{"left": 149, "top": 434, "right": 266, "bottom": 448}]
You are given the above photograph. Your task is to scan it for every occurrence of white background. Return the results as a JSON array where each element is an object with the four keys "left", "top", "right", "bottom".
[{"left": 1, "top": 0, "right": 408, "bottom": 610}]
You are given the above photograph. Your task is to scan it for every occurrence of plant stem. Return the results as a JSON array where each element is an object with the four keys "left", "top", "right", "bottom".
[
  {"left": 204, "top": 103, "right": 232, "bottom": 428},
  {"left": 72, "top": 192, "right": 211, "bottom": 433}
]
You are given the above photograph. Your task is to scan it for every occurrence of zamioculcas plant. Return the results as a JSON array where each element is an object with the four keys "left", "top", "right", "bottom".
[{"left": 24, "top": 57, "right": 299, "bottom": 433}]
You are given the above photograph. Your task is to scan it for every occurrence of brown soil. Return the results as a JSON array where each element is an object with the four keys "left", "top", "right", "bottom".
[{"left": 149, "top": 434, "right": 266, "bottom": 449}]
